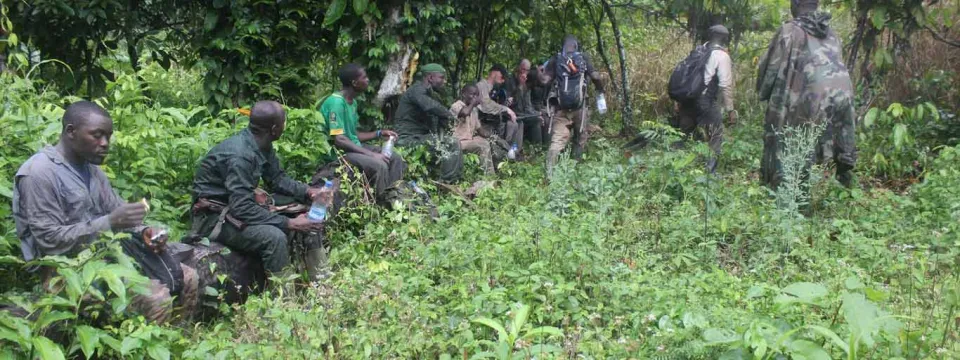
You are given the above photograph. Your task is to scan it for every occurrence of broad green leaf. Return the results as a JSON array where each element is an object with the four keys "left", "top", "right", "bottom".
[
  {"left": 871, "top": 7, "right": 888, "bottom": 29},
  {"left": 98, "top": 270, "right": 127, "bottom": 303},
  {"left": 472, "top": 317, "right": 508, "bottom": 342},
  {"left": 323, "top": 0, "right": 347, "bottom": 27},
  {"left": 32, "top": 336, "right": 65, "bottom": 360},
  {"left": 121, "top": 337, "right": 142, "bottom": 355},
  {"left": 510, "top": 304, "right": 531, "bottom": 339},
  {"left": 892, "top": 123, "right": 908, "bottom": 150},
  {"left": 353, "top": 0, "right": 368, "bottom": 14},
  {"left": 34, "top": 311, "right": 76, "bottom": 330},
  {"left": 76, "top": 325, "right": 100, "bottom": 359},
  {"left": 841, "top": 293, "right": 901, "bottom": 348},
  {"left": 863, "top": 108, "right": 879, "bottom": 128},
  {"left": 703, "top": 328, "right": 738, "bottom": 344},
  {"left": 844, "top": 276, "right": 864, "bottom": 290},
  {"left": 887, "top": 103, "right": 904, "bottom": 118},
  {"left": 682, "top": 312, "right": 707, "bottom": 329},
  {"left": 804, "top": 325, "right": 850, "bottom": 354},
  {"left": 147, "top": 344, "right": 171, "bottom": 360},
  {"left": 775, "top": 282, "right": 828, "bottom": 305},
  {"left": 789, "top": 339, "right": 830, "bottom": 360}
]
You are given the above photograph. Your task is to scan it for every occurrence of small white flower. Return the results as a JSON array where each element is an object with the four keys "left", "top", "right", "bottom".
[
  {"left": 645, "top": 313, "right": 657, "bottom": 322},
  {"left": 657, "top": 344, "right": 666, "bottom": 352},
  {"left": 617, "top": 337, "right": 627, "bottom": 344}
]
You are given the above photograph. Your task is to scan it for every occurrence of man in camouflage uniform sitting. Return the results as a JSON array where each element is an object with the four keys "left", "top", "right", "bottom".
[
  {"left": 394, "top": 63, "right": 465, "bottom": 184},
  {"left": 756, "top": 0, "right": 857, "bottom": 188},
  {"left": 191, "top": 101, "right": 327, "bottom": 287}
]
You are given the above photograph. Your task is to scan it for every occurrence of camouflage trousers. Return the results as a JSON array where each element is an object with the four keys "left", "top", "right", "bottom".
[
  {"left": 761, "top": 95, "right": 858, "bottom": 189},
  {"left": 398, "top": 134, "right": 464, "bottom": 183},
  {"left": 460, "top": 136, "right": 509, "bottom": 174}
]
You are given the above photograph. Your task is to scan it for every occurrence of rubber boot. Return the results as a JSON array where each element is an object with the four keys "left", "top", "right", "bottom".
[
  {"left": 706, "top": 157, "right": 718, "bottom": 174},
  {"left": 571, "top": 143, "right": 583, "bottom": 162},
  {"left": 836, "top": 163, "right": 855, "bottom": 188},
  {"left": 305, "top": 247, "right": 332, "bottom": 283}
]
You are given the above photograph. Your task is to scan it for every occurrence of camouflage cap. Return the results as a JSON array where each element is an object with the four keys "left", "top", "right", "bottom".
[{"left": 421, "top": 63, "right": 446, "bottom": 74}]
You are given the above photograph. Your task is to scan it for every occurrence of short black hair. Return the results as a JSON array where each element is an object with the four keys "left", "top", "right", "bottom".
[
  {"left": 339, "top": 63, "right": 365, "bottom": 87},
  {"left": 63, "top": 101, "right": 109, "bottom": 130},
  {"left": 249, "top": 100, "right": 285, "bottom": 135},
  {"left": 460, "top": 84, "right": 478, "bottom": 95},
  {"left": 489, "top": 64, "right": 509, "bottom": 77},
  {"left": 792, "top": 0, "right": 819, "bottom": 11}
]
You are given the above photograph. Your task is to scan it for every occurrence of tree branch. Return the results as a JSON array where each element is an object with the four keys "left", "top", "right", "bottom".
[{"left": 925, "top": 25, "right": 960, "bottom": 48}]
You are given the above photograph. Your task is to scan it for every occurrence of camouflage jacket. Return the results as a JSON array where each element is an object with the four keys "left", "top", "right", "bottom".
[{"left": 756, "top": 12, "right": 854, "bottom": 130}]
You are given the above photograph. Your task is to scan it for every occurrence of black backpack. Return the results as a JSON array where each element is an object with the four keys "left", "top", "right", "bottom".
[
  {"left": 668, "top": 44, "right": 721, "bottom": 103},
  {"left": 554, "top": 52, "right": 589, "bottom": 110}
]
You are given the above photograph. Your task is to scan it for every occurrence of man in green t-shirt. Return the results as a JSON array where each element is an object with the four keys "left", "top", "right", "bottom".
[{"left": 320, "top": 63, "right": 406, "bottom": 203}]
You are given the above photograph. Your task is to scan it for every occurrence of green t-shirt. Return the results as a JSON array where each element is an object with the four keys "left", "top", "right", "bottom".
[{"left": 320, "top": 92, "right": 361, "bottom": 146}]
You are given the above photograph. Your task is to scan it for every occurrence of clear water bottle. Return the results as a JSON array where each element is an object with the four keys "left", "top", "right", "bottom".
[
  {"left": 409, "top": 180, "right": 427, "bottom": 196},
  {"left": 381, "top": 135, "right": 395, "bottom": 158},
  {"left": 596, "top": 93, "right": 608, "bottom": 114},
  {"left": 507, "top": 144, "right": 518, "bottom": 160},
  {"left": 308, "top": 180, "right": 335, "bottom": 222}
]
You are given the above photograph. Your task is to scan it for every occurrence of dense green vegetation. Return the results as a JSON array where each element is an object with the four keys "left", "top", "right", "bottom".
[{"left": 2, "top": 0, "right": 959, "bottom": 359}]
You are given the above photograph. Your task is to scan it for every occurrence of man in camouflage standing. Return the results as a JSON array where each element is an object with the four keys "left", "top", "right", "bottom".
[{"left": 756, "top": 0, "right": 857, "bottom": 188}]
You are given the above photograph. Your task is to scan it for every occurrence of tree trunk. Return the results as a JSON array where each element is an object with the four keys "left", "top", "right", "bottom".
[
  {"left": 601, "top": 0, "right": 633, "bottom": 135},
  {"left": 375, "top": 7, "right": 414, "bottom": 106},
  {"left": 452, "top": 32, "right": 468, "bottom": 92},
  {"left": 586, "top": 0, "right": 618, "bottom": 97}
]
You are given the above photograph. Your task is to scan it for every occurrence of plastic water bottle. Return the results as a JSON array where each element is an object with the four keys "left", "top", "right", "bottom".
[
  {"left": 409, "top": 180, "right": 427, "bottom": 196},
  {"left": 308, "top": 180, "right": 334, "bottom": 221},
  {"left": 381, "top": 135, "right": 395, "bottom": 158},
  {"left": 596, "top": 93, "right": 608, "bottom": 114},
  {"left": 507, "top": 144, "right": 518, "bottom": 160}
]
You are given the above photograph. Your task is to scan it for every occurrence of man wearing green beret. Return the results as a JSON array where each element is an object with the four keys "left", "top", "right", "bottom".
[{"left": 394, "top": 63, "right": 464, "bottom": 183}]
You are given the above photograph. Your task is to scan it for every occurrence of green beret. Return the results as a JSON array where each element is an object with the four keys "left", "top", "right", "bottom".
[{"left": 421, "top": 63, "right": 446, "bottom": 74}]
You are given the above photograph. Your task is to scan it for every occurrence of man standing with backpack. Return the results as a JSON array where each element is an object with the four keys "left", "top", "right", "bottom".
[
  {"left": 539, "top": 35, "right": 606, "bottom": 176},
  {"left": 669, "top": 25, "right": 736, "bottom": 173}
]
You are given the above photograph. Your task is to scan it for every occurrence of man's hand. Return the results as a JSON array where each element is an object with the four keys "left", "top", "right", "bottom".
[
  {"left": 109, "top": 202, "right": 147, "bottom": 230},
  {"left": 306, "top": 187, "right": 324, "bottom": 201},
  {"left": 381, "top": 129, "right": 398, "bottom": 139},
  {"left": 288, "top": 214, "right": 324, "bottom": 232},
  {"left": 506, "top": 108, "right": 517, "bottom": 123},
  {"left": 371, "top": 152, "right": 390, "bottom": 164},
  {"left": 141, "top": 227, "right": 168, "bottom": 254},
  {"left": 727, "top": 110, "right": 738, "bottom": 125},
  {"left": 506, "top": 97, "right": 515, "bottom": 107}
]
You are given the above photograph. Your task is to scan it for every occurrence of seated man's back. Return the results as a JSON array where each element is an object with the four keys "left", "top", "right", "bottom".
[{"left": 190, "top": 100, "right": 325, "bottom": 282}]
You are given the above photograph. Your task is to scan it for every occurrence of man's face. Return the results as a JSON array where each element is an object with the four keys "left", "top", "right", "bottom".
[
  {"left": 65, "top": 113, "right": 113, "bottom": 165},
  {"left": 491, "top": 70, "right": 505, "bottom": 85},
  {"left": 462, "top": 87, "right": 479, "bottom": 105},
  {"left": 519, "top": 62, "right": 530, "bottom": 77},
  {"left": 427, "top": 73, "right": 446, "bottom": 90},
  {"left": 354, "top": 69, "right": 370, "bottom": 91},
  {"left": 563, "top": 39, "right": 577, "bottom": 53},
  {"left": 274, "top": 117, "right": 287, "bottom": 140}
]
